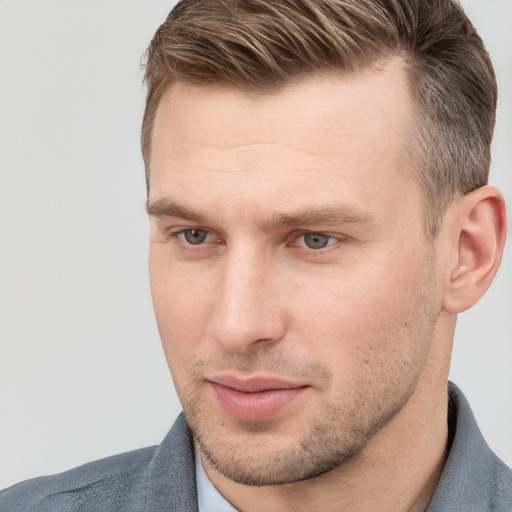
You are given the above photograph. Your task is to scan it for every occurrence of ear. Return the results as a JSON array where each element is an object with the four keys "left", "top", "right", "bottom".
[{"left": 442, "top": 185, "right": 508, "bottom": 314}]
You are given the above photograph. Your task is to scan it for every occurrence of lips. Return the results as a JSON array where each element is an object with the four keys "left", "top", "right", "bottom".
[{"left": 208, "top": 374, "right": 308, "bottom": 422}]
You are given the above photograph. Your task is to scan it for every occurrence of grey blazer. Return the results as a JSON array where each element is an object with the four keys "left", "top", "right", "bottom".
[{"left": 1, "top": 383, "right": 511, "bottom": 511}]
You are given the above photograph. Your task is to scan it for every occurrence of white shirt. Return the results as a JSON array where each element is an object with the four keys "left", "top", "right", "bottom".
[{"left": 195, "top": 448, "right": 239, "bottom": 512}]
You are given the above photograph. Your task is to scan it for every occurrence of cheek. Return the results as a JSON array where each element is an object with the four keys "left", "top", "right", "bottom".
[
  {"left": 288, "top": 254, "right": 434, "bottom": 367},
  {"left": 149, "top": 253, "right": 215, "bottom": 368}
]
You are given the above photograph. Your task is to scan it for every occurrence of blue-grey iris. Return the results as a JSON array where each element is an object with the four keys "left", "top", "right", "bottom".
[
  {"left": 304, "top": 233, "right": 330, "bottom": 249},
  {"left": 184, "top": 229, "right": 208, "bottom": 244}
]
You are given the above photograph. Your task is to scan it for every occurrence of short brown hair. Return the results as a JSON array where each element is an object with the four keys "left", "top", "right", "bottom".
[{"left": 141, "top": 0, "right": 497, "bottom": 238}]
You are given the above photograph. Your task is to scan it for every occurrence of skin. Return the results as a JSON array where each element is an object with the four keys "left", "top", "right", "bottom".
[{"left": 147, "top": 58, "right": 507, "bottom": 511}]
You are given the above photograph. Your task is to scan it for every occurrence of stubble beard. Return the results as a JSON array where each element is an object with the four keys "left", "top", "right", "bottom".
[
  {"left": 182, "top": 335, "right": 434, "bottom": 486},
  {"left": 188, "top": 385, "right": 414, "bottom": 486}
]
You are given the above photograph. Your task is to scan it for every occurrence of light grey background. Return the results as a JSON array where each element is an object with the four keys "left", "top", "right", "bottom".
[{"left": 1, "top": 0, "right": 511, "bottom": 490}]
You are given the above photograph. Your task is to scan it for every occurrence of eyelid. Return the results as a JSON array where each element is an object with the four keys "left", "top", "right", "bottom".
[
  {"left": 290, "top": 231, "right": 348, "bottom": 250},
  {"left": 169, "top": 227, "right": 220, "bottom": 245}
]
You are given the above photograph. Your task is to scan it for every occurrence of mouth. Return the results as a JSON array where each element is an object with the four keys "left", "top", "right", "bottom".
[{"left": 207, "top": 374, "right": 309, "bottom": 422}]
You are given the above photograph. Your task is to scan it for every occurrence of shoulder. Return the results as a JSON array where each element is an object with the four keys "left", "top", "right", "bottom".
[
  {"left": 0, "top": 414, "right": 198, "bottom": 512},
  {"left": 0, "top": 446, "right": 157, "bottom": 512},
  {"left": 489, "top": 456, "right": 512, "bottom": 510}
]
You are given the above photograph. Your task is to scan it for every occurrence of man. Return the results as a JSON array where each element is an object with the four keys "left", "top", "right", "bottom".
[{"left": 1, "top": 0, "right": 511, "bottom": 510}]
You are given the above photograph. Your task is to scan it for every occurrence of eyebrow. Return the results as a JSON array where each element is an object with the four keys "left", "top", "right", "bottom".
[
  {"left": 261, "top": 207, "right": 374, "bottom": 231},
  {"left": 146, "top": 198, "right": 374, "bottom": 230},
  {"left": 146, "top": 198, "right": 206, "bottom": 223}
]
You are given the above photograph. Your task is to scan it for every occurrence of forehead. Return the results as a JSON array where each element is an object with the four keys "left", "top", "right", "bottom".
[{"left": 148, "top": 59, "right": 417, "bottom": 221}]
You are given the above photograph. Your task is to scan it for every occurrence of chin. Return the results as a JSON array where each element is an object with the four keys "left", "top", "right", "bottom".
[{"left": 186, "top": 393, "right": 405, "bottom": 486}]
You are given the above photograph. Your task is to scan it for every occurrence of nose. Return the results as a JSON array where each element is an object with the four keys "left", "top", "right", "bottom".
[{"left": 207, "top": 249, "right": 287, "bottom": 353}]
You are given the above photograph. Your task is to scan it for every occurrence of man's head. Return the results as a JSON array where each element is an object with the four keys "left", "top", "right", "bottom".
[
  {"left": 142, "top": 0, "right": 497, "bottom": 238},
  {"left": 143, "top": 0, "right": 506, "bottom": 491}
]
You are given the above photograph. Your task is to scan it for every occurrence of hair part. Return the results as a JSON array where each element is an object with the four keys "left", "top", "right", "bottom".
[{"left": 141, "top": 0, "right": 497, "bottom": 239}]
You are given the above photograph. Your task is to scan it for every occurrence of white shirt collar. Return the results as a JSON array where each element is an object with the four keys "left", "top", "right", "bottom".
[{"left": 195, "top": 447, "right": 239, "bottom": 512}]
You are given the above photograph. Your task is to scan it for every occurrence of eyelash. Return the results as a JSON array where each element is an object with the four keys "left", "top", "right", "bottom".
[
  {"left": 167, "top": 228, "right": 347, "bottom": 254},
  {"left": 170, "top": 228, "right": 220, "bottom": 245},
  {"left": 290, "top": 232, "right": 346, "bottom": 252}
]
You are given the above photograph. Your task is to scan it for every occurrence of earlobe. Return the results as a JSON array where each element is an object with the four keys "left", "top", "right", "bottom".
[{"left": 442, "top": 186, "right": 508, "bottom": 314}]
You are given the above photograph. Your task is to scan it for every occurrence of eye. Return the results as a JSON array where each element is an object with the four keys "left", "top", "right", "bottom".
[
  {"left": 294, "top": 232, "right": 342, "bottom": 250},
  {"left": 177, "top": 228, "right": 212, "bottom": 245}
]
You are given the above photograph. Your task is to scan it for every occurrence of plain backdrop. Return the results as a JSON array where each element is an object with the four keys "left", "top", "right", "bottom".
[{"left": 1, "top": 0, "right": 511, "bottom": 490}]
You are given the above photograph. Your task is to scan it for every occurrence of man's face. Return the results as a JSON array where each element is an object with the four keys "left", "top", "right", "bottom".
[{"left": 148, "top": 61, "right": 442, "bottom": 485}]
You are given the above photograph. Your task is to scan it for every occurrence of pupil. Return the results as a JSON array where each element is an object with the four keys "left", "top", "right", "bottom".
[
  {"left": 304, "top": 233, "right": 329, "bottom": 249},
  {"left": 185, "top": 229, "right": 207, "bottom": 244}
]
